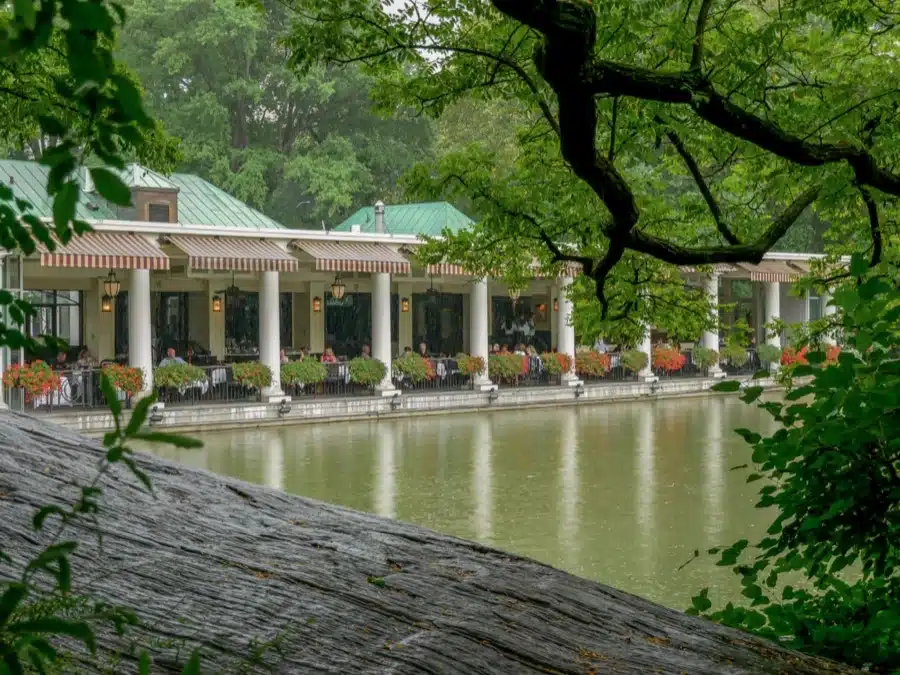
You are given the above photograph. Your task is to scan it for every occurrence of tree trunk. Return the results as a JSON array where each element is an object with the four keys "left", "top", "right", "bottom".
[{"left": 0, "top": 412, "right": 859, "bottom": 674}]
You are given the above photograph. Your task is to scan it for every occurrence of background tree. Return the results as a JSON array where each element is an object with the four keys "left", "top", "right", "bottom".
[{"left": 117, "top": 0, "right": 436, "bottom": 227}]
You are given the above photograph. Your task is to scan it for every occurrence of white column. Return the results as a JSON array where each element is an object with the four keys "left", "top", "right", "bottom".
[
  {"left": 469, "top": 278, "right": 492, "bottom": 389},
  {"left": 764, "top": 281, "right": 781, "bottom": 348},
  {"left": 702, "top": 273, "right": 724, "bottom": 378},
  {"left": 372, "top": 272, "right": 395, "bottom": 393},
  {"left": 259, "top": 270, "right": 284, "bottom": 398},
  {"left": 637, "top": 324, "right": 657, "bottom": 382},
  {"left": 556, "top": 276, "right": 581, "bottom": 385},
  {"left": 822, "top": 291, "right": 837, "bottom": 345},
  {"left": 128, "top": 269, "right": 153, "bottom": 397}
]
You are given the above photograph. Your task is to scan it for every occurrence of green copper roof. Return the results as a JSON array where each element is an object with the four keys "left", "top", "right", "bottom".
[
  {"left": 334, "top": 202, "right": 473, "bottom": 236},
  {"left": 0, "top": 160, "right": 287, "bottom": 230},
  {"left": 0, "top": 160, "right": 118, "bottom": 220},
  {"left": 170, "top": 173, "right": 286, "bottom": 230}
]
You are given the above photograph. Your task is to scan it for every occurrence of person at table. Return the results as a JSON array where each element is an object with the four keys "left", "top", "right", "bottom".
[
  {"left": 418, "top": 343, "right": 428, "bottom": 358},
  {"left": 280, "top": 349, "right": 290, "bottom": 364},
  {"left": 53, "top": 351, "right": 68, "bottom": 371},
  {"left": 361, "top": 344, "right": 372, "bottom": 359},
  {"left": 76, "top": 348, "right": 96, "bottom": 368},
  {"left": 158, "top": 347, "right": 186, "bottom": 367},
  {"left": 321, "top": 347, "right": 337, "bottom": 364}
]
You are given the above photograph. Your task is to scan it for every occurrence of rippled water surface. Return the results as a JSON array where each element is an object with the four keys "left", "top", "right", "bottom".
[{"left": 146, "top": 396, "right": 776, "bottom": 608}]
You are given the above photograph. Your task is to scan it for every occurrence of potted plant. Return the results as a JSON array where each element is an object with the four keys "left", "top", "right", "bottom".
[
  {"left": 231, "top": 362, "right": 273, "bottom": 389},
  {"left": 620, "top": 350, "right": 648, "bottom": 376},
  {"left": 349, "top": 357, "right": 387, "bottom": 388},
  {"left": 101, "top": 364, "right": 144, "bottom": 398},
  {"left": 692, "top": 347, "right": 719, "bottom": 372},
  {"left": 757, "top": 344, "right": 783, "bottom": 366},
  {"left": 575, "top": 351, "right": 612, "bottom": 378},
  {"left": 3, "top": 361, "right": 60, "bottom": 402},
  {"left": 540, "top": 352, "right": 571, "bottom": 376},
  {"left": 393, "top": 353, "right": 433, "bottom": 383},
  {"left": 281, "top": 359, "right": 327, "bottom": 387},
  {"left": 721, "top": 343, "right": 750, "bottom": 368},
  {"left": 488, "top": 353, "right": 523, "bottom": 382},
  {"left": 456, "top": 354, "right": 486, "bottom": 378},
  {"left": 652, "top": 346, "right": 687, "bottom": 374},
  {"left": 154, "top": 363, "right": 207, "bottom": 389}
]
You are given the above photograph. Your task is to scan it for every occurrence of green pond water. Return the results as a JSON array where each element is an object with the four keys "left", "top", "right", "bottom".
[{"left": 145, "top": 396, "right": 776, "bottom": 609}]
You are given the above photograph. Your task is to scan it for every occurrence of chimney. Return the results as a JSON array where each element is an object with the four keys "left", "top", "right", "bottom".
[{"left": 374, "top": 200, "right": 385, "bottom": 233}]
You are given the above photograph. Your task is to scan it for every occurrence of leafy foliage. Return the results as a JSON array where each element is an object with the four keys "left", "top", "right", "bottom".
[
  {"left": 695, "top": 257, "right": 900, "bottom": 670},
  {"left": 540, "top": 352, "right": 571, "bottom": 376},
  {"left": 692, "top": 347, "right": 719, "bottom": 369},
  {"left": 455, "top": 353, "right": 486, "bottom": 377},
  {"left": 231, "top": 362, "right": 273, "bottom": 389},
  {"left": 153, "top": 363, "right": 206, "bottom": 389},
  {"left": 574, "top": 351, "right": 611, "bottom": 378},
  {"left": 619, "top": 350, "right": 648, "bottom": 374},
  {"left": 348, "top": 357, "right": 386, "bottom": 387},
  {"left": 1, "top": 361, "right": 60, "bottom": 401},
  {"left": 101, "top": 364, "right": 144, "bottom": 397},
  {"left": 757, "top": 344, "right": 783, "bottom": 365},
  {"left": 393, "top": 354, "right": 434, "bottom": 382},
  {"left": 652, "top": 347, "right": 687, "bottom": 373},
  {"left": 281, "top": 358, "right": 327, "bottom": 386},
  {"left": 488, "top": 353, "right": 526, "bottom": 381}
]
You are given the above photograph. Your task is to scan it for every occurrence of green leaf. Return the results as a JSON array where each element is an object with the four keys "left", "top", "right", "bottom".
[
  {"left": 121, "top": 456, "right": 153, "bottom": 493},
  {"left": 0, "top": 583, "right": 28, "bottom": 627},
  {"left": 849, "top": 253, "right": 869, "bottom": 277},
  {"left": 14, "top": 0, "right": 36, "bottom": 29},
  {"left": 181, "top": 651, "right": 201, "bottom": 675},
  {"left": 125, "top": 395, "right": 157, "bottom": 437},
  {"left": 37, "top": 115, "right": 67, "bottom": 138},
  {"left": 739, "top": 386, "right": 763, "bottom": 404},
  {"left": 691, "top": 588, "right": 712, "bottom": 612},
  {"left": 9, "top": 619, "right": 96, "bottom": 653},
  {"left": 89, "top": 168, "right": 132, "bottom": 207},
  {"left": 27, "top": 542, "right": 77, "bottom": 574},
  {"left": 32, "top": 505, "right": 66, "bottom": 530},
  {"left": 101, "top": 373, "right": 122, "bottom": 423},
  {"left": 139, "top": 651, "right": 151, "bottom": 675},
  {"left": 130, "top": 431, "right": 203, "bottom": 449},
  {"left": 711, "top": 380, "right": 740, "bottom": 392},
  {"left": 734, "top": 428, "right": 761, "bottom": 444},
  {"left": 51, "top": 181, "right": 79, "bottom": 231}
]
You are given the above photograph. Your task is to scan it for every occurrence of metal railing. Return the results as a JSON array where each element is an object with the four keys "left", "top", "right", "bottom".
[
  {"left": 284, "top": 362, "right": 373, "bottom": 398},
  {"left": 488, "top": 355, "right": 561, "bottom": 388},
  {"left": 155, "top": 364, "right": 263, "bottom": 406},
  {"left": 393, "top": 357, "right": 474, "bottom": 393},
  {"left": 4, "top": 367, "right": 126, "bottom": 413}
]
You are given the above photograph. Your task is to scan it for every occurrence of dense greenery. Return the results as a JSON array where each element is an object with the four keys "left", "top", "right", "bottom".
[
  {"left": 281, "top": 358, "right": 327, "bottom": 386},
  {"left": 702, "top": 258, "right": 900, "bottom": 671}
]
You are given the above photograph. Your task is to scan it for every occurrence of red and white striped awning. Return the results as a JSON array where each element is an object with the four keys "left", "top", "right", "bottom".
[
  {"left": 293, "top": 241, "right": 411, "bottom": 274},
  {"left": 167, "top": 235, "right": 299, "bottom": 272},
  {"left": 427, "top": 262, "right": 468, "bottom": 276},
  {"left": 39, "top": 232, "right": 169, "bottom": 270},
  {"left": 737, "top": 261, "right": 805, "bottom": 283}
]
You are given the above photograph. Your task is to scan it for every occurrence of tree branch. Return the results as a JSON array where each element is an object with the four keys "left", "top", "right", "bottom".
[
  {"left": 691, "top": 0, "right": 714, "bottom": 70},
  {"left": 655, "top": 115, "right": 740, "bottom": 245},
  {"left": 859, "top": 186, "right": 883, "bottom": 267}
]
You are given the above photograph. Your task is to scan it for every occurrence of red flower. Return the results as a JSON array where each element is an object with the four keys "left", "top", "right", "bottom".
[{"left": 652, "top": 347, "right": 687, "bottom": 373}]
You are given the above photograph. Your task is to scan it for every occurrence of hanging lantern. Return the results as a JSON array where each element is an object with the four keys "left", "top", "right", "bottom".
[
  {"left": 401, "top": 297, "right": 410, "bottom": 313},
  {"left": 312, "top": 296, "right": 322, "bottom": 312},
  {"left": 212, "top": 295, "right": 223, "bottom": 313},
  {"left": 331, "top": 275, "right": 346, "bottom": 300},
  {"left": 101, "top": 269, "right": 120, "bottom": 313},
  {"left": 553, "top": 298, "right": 559, "bottom": 312},
  {"left": 508, "top": 287, "right": 521, "bottom": 302}
]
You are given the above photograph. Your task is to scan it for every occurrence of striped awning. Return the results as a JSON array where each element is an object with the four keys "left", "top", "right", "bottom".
[
  {"left": 39, "top": 232, "right": 169, "bottom": 270},
  {"left": 167, "top": 236, "right": 298, "bottom": 272},
  {"left": 737, "top": 261, "right": 805, "bottom": 283},
  {"left": 679, "top": 264, "right": 738, "bottom": 274},
  {"left": 293, "top": 241, "right": 411, "bottom": 274},
  {"left": 427, "top": 262, "right": 468, "bottom": 276}
]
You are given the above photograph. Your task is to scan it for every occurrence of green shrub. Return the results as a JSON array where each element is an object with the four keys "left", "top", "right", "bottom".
[
  {"left": 720, "top": 342, "right": 749, "bottom": 366},
  {"left": 757, "top": 343, "right": 783, "bottom": 364},
  {"left": 620, "top": 350, "right": 648, "bottom": 373},
  {"left": 488, "top": 353, "right": 525, "bottom": 380},
  {"left": 393, "top": 353, "right": 433, "bottom": 382},
  {"left": 153, "top": 363, "right": 206, "bottom": 388},
  {"left": 456, "top": 353, "right": 486, "bottom": 376},
  {"left": 231, "top": 362, "right": 273, "bottom": 389},
  {"left": 348, "top": 357, "right": 387, "bottom": 386},
  {"left": 575, "top": 351, "right": 612, "bottom": 377},
  {"left": 281, "top": 358, "right": 327, "bottom": 386},
  {"left": 692, "top": 346, "right": 719, "bottom": 369}
]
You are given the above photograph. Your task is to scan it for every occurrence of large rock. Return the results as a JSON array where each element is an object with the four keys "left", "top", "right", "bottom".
[{"left": 0, "top": 411, "right": 857, "bottom": 674}]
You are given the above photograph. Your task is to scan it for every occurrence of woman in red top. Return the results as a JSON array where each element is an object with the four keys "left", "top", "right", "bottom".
[{"left": 320, "top": 347, "right": 337, "bottom": 363}]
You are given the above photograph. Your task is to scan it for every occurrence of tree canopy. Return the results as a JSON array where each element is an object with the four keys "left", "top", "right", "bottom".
[{"left": 288, "top": 0, "right": 900, "bottom": 327}]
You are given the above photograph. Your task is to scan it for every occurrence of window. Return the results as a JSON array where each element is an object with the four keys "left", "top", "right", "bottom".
[
  {"left": 148, "top": 203, "right": 170, "bottom": 223},
  {"left": 280, "top": 292, "right": 292, "bottom": 348},
  {"left": 225, "top": 292, "right": 259, "bottom": 356},
  {"left": 21, "top": 290, "right": 82, "bottom": 360}
]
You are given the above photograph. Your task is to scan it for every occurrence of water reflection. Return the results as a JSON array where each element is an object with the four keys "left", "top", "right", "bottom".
[
  {"left": 144, "top": 397, "right": 776, "bottom": 608},
  {"left": 472, "top": 417, "right": 492, "bottom": 543}
]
